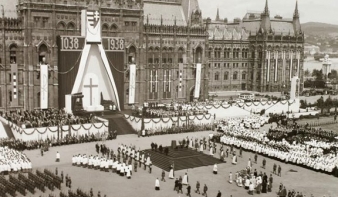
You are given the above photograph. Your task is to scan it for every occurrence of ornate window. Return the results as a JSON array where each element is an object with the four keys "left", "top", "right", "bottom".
[
  {"left": 233, "top": 71, "right": 238, "bottom": 80},
  {"left": 242, "top": 71, "right": 246, "bottom": 80},
  {"left": 224, "top": 72, "right": 229, "bottom": 80},
  {"left": 214, "top": 72, "right": 219, "bottom": 81}
]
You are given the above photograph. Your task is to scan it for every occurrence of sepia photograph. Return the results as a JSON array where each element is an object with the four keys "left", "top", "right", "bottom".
[{"left": 0, "top": 0, "right": 337, "bottom": 197}]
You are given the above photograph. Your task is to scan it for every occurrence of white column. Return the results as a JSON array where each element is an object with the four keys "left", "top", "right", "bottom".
[
  {"left": 275, "top": 51, "right": 278, "bottom": 82},
  {"left": 282, "top": 51, "right": 286, "bottom": 82},
  {"left": 40, "top": 64, "right": 49, "bottom": 109},
  {"left": 290, "top": 51, "right": 293, "bottom": 81},
  {"left": 297, "top": 51, "right": 300, "bottom": 77},
  {"left": 128, "top": 64, "right": 136, "bottom": 104},
  {"left": 267, "top": 51, "right": 270, "bottom": 82}
]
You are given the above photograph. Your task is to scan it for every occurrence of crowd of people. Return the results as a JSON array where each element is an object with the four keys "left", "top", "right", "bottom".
[
  {"left": 140, "top": 123, "right": 213, "bottom": 137},
  {"left": 0, "top": 146, "right": 32, "bottom": 175},
  {"left": 215, "top": 115, "right": 269, "bottom": 130},
  {"left": 2, "top": 108, "right": 93, "bottom": 128},
  {"left": 0, "top": 130, "right": 117, "bottom": 152},
  {"left": 132, "top": 101, "right": 209, "bottom": 118},
  {"left": 72, "top": 143, "right": 153, "bottom": 179},
  {"left": 214, "top": 117, "right": 338, "bottom": 177}
]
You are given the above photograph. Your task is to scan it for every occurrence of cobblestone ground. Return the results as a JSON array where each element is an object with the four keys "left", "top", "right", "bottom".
[{"left": 25, "top": 127, "right": 338, "bottom": 197}]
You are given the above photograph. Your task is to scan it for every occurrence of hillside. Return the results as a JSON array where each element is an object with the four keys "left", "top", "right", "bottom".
[{"left": 302, "top": 22, "right": 338, "bottom": 36}]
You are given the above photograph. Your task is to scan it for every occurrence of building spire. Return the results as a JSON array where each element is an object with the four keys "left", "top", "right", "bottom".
[
  {"left": 294, "top": 0, "right": 299, "bottom": 18},
  {"left": 263, "top": 0, "right": 270, "bottom": 16},
  {"left": 216, "top": 7, "right": 220, "bottom": 21}
]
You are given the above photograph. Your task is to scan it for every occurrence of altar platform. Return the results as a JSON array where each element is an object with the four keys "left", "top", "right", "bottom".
[{"left": 143, "top": 146, "right": 225, "bottom": 172}]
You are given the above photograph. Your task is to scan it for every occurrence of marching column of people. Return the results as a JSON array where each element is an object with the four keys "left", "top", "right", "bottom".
[{"left": 71, "top": 143, "right": 154, "bottom": 179}]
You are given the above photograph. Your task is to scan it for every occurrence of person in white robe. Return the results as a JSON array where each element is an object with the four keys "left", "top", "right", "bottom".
[
  {"left": 229, "top": 172, "right": 233, "bottom": 184},
  {"left": 237, "top": 176, "right": 243, "bottom": 187},
  {"left": 199, "top": 144, "right": 204, "bottom": 152},
  {"left": 120, "top": 163, "right": 125, "bottom": 176},
  {"left": 169, "top": 164, "right": 175, "bottom": 179},
  {"left": 146, "top": 155, "right": 151, "bottom": 166},
  {"left": 128, "top": 163, "right": 133, "bottom": 175},
  {"left": 189, "top": 138, "right": 194, "bottom": 149},
  {"left": 213, "top": 163, "right": 218, "bottom": 174},
  {"left": 209, "top": 146, "right": 214, "bottom": 156},
  {"left": 232, "top": 155, "right": 237, "bottom": 165},
  {"left": 182, "top": 172, "right": 189, "bottom": 185},
  {"left": 56, "top": 151, "right": 60, "bottom": 162},
  {"left": 155, "top": 178, "right": 160, "bottom": 190},
  {"left": 72, "top": 155, "right": 76, "bottom": 166},
  {"left": 247, "top": 158, "right": 252, "bottom": 169},
  {"left": 126, "top": 166, "right": 131, "bottom": 179}
]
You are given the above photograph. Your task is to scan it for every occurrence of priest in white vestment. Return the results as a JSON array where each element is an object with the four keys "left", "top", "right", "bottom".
[
  {"left": 155, "top": 178, "right": 160, "bottom": 190},
  {"left": 213, "top": 163, "right": 218, "bottom": 174}
]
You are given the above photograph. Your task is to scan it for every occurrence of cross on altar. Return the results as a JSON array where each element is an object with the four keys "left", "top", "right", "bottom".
[{"left": 84, "top": 78, "right": 98, "bottom": 106}]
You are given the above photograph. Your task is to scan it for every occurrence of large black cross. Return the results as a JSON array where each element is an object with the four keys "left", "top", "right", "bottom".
[{"left": 84, "top": 78, "right": 98, "bottom": 106}]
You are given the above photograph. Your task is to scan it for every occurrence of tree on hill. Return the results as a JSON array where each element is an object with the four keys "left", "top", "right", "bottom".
[
  {"left": 312, "top": 69, "right": 323, "bottom": 81},
  {"left": 316, "top": 96, "right": 325, "bottom": 113},
  {"left": 304, "top": 69, "right": 311, "bottom": 78}
]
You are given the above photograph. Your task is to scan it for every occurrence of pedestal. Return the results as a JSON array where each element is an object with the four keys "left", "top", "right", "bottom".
[{"left": 171, "top": 140, "right": 177, "bottom": 149}]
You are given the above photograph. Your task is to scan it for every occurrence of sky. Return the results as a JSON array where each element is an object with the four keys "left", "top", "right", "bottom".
[
  {"left": 198, "top": 0, "right": 338, "bottom": 25},
  {"left": 0, "top": 0, "right": 337, "bottom": 25}
]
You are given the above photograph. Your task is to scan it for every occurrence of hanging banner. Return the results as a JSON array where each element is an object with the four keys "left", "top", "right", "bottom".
[
  {"left": 40, "top": 64, "right": 48, "bottom": 109},
  {"left": 297, "top": 51, "right": 300, "bottom": 77},
  {"left": 290, "top": 52, "right": 293, "bottom": 81},
  {"left": 266, "top": 51, "right": 270, "bottom": 82},
  {"left": 194, "top": 63, "right": 202, "bottom": 99},
  {"left": 275, "top": 51, "right": 278, "bottom": 82},
  {"left": 11, "top": 64, "right": 18, "bottom": 106},
  {"left": 129, "top": 64, "right": 136, "bottom": 104},
  {"left": 178, "top": 63, "right": 184, "bottom": 98}
]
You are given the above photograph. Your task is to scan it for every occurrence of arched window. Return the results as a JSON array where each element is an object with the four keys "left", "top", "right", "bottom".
[
  {"left": 214, "top": 72, "right": 219, "bottom": 81},
  {"left": 178, "top": 47, "right": 184, "bottom": 63},
  {"left": 148, "top": 47, "right": 153, "bottom": 64},
  {"left": 56, "top": 22, "right": 66, "bottom": 35},
  {"left": 38, "top": 44, "right": 48, "bottom": 64},
  {"left": 128, "top": 46, "right": 136, "bottom": 64},
  {"left": 9, "top": 44, "right": 17, "bottom": 64},
  {"left": 233, "top": 71, "right": 238, "bottom": 80},
  {"left": 162, "top": 47, "right": 167, "bottom": 64},
  {"left": 111, "top": 24, "right": 118, "bottom": 36},
  {"left": 195, "top": 47, "right": 202, "bottom": 63},
  {"left": 208, "top": 47, "right": 212, "bottom": 58},
  {"left": 214, "top": 48, "right": 221, "bottom": 59},
  {"left": 67, "top": 22, "right": 75, "bottom": 35},
  {"left": 224, "top": 48, "right": 230, "bottom": 59},
  {"left": 168, "top": 47, "right": 173, "bottom": 63},
  {"left": 67, "top": 22, "right": 75, "bottom": 31},
  {"left": 102, "top": 23, "right": 109, "bottom": 36},
  {"left": 154, "top": 47, "right": 160, "bottom": 63},
  {"left": 224, "top": 72, "right": 229, "bottom": 80},
  {"left": 242, "top": 71, "right": 246, "bottom": 80}
]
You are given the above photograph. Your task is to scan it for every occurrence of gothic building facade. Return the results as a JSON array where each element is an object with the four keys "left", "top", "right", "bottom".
[
  {"left": 207, "top": 0, "right": 304, "bottom": 93},
  {"left": 0, "top": 0, "right": 303, "bottom": 112}
]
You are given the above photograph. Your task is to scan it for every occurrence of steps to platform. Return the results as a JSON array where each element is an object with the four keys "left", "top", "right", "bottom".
[
  {"left": 103, "top": 113, "right": 136, "bottom": 135},
  {"left": 0, "top": 121, "right": 15, "bottom": 139}
]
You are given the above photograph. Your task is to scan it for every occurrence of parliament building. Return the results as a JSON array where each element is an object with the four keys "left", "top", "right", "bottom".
[{"left": 0, "top": 0, "right": 304, "bottom": 112}]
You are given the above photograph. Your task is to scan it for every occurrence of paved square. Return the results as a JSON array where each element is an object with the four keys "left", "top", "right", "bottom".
[{"left": 21, "top": 129, "right": 338, "bottom": 197}]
